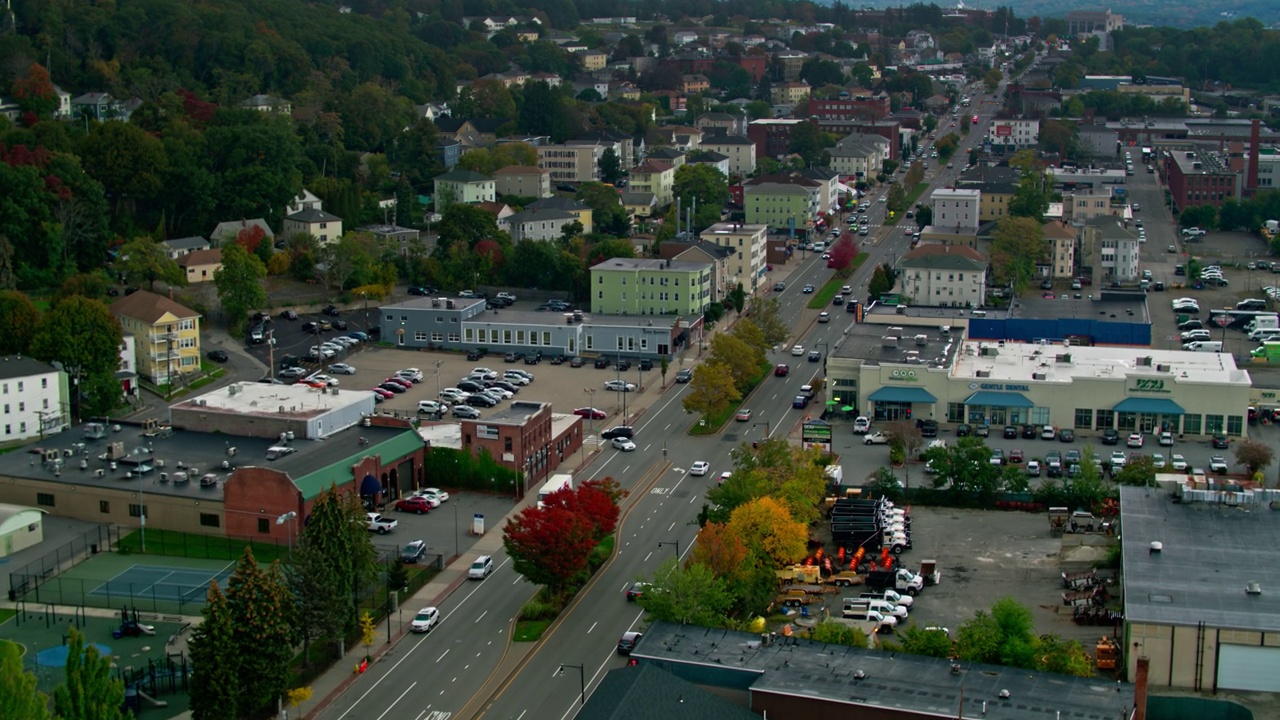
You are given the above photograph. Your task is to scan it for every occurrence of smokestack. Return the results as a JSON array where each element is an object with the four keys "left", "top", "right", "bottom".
[
  {"left": 1247, "top": 118, "right": 1261, "bottom": 193},
  {"left": 1134, "top": 656, "right": 1149, "bottom": 720}
]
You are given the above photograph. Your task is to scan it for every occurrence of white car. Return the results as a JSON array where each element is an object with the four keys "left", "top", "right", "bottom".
[
  {"left": 791, "top": 345, "right": 805, "bottom": 356},
  {"left": 440, "top": 388, "right": 467, "bottom": 403},
  {"left": 1170, "top": 454, "right": 1188, "bottom": 471},
  {"left": 309, "top": 374, "right": 339, "bottom": 387},
  {"left": 1159, "top": 432, "right": 1174, "bottom": 446},
  {"left": 502, "top": 372, "right": 530, "bottom": 385},
  {"left": 611, "top": 437, "right": 637, "bottom": 451},
  {"left": 410, "top": 606, "right": 440, "bottom": 633},
  {"left": 398, "top": 368, "right": 424, "bottom": 383},
  {"left": 328, "top": 363, "right": 357, "bottom": 375},
  {"left": 864, "top": 432, "right": 891, "bottom": 445},
  {"left": 853, "top": 417, "right": 871, "bottom": 434},
  {"left": 1127, "top": 433, "right": 1144, "bottom": 448},
  {"left": 1151, "top": 453, "right": 1166, "bottom": 470},
  {"left": 482, "top": 386, "right": 514, "bottom": 400},
  {"left": 690, "top": 461, "right": 710, "bottom": 476},
  {"left": 1209, "top": 456, "right": 1229, "bottom": 473},
  {"left": 718, "top": 471, "right": 732, "bottom": 485},
  {"left": 471, "top": 367, "right": 498, "bottom": 380},
  {"left": 417, "top": 400, "right": 448, "bottom": 415},
  {"left": 1025, "top": 460, "right": 1041, "bottom": 477},
  {"left": 604, "top": 380, "right": 636, "bottom": 392},
  {"left": 1109, "top": 451, "right": 1127, "bottom": 469},
  {"left": 417, "top": 487, "right": 450, "bottom": 504}
]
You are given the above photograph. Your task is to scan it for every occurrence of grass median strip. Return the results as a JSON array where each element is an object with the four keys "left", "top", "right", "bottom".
[{"left": 807, "top": 277, "right": 847, "bottom": 309}]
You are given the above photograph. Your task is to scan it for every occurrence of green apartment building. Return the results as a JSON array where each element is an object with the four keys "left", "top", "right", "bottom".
[
  {"left": 744, "top": 182, "right": 816, "bottom": 232},
  {"left": 590, "top": 258, "right": 712, "bottom": 316}
]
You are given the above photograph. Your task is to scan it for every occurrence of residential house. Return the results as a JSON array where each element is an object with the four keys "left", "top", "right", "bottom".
[
  {"left": 1067, "top": 187, "right": 1122, "bottom": 223},
  {"left": 645, "top": 147, "right": 686, "bottom": 169},
  {"left": 526, "top": 197, "right": 594, "bottom": 234},
  {"left": 828, "top": 133, "right": 890, "bottom": 181},
  {"left": 573, "top": 79, "right": 611, "bottom": 100},
  {"left": 438, "top": 138, "right": 463, "bottom": 169},
  {"left": 538, "top": 143, "right": 604, "bottom": 184},
  {"left": 161, "top": 237, "right": 211, "bottom": 260},
  {"left": 282, "top": 208, "right": 343, "bottom": 245},
  {"left": 694, "top": 112, "right": 744, "bottom": 137},
  {"left": 772, "top": 81, "right": 811, "bottom": 106},
  {"left": 672, "top": 31, "right": 699, "bottom": 46},
  {"left": 661, "top": 240, "right": 735, "bottom": 302},
  {"left": 699, "top": 135, "right": 757, "bottom": 176},
  {"left": 576, "top": 50, "right": 608, "bottom": 71},
  {"left": 0, "top": 97, "right": 20, "bottom": 122},
  {"left": 0, "top": 356, "right": 70, "bottom": 442},
  {"left": 358, "top": 225, "right": 421, "bottom": 257},
  {"left": 110, "top": 291, "right": 202, "bottom": 385},
  {"left": 651, "top": 125, "right": 703, "bottom": 151},
  {"left": 899, "top": 245, "right": 988, "bottom": 308},
  {"left": 1043, "top": 220, "right": 1077, "bottom": 279},
  {"left": 506, "top": 208, "right": 580, "bottom": 241},
  {"left": 699, "top": 223, "right": 768, "bottom": 295},
  {"left": 956, "top": 167, "right": 1021, "bottom": 222},
  {"left": 569, "top": 130, "right": 634, "bottom": 168},
  {"left": 743, "top": 182, "right": 815, "bottom": 231},
  {"left": 53, "top": 85, "right": 72, "bottom": 119},
  {"left": 931, "top": 188, "right": 981, "bottom": 234},
  {"left": 177, "top": 248, "right": 223, "bottom": 284},
  {"left": 797, "top": 168, "right": 841, "bottom": 216},
  {"left": 433, "top": 170, "right": 496, "bottom": 211},
  {"left": 474, "top": 202, "right": 516, "bottom": 235},
  {"left": 286, "top": 189, "right": 323, "bottom": 216},
  {"left": 621, "top": 191, "right": 658, "bottom": 218},
  {"left": 70, "top": 92, "right": 118, "bottom": 121},
  {"left": 923, "top": 94, "right": 951, "bottom": 114},
  {"left": 492, "top": 165, "right": 551, "bottom": 199},
  {"left": 240, "top": 94, "right": 292, "bottom": 115},
  {"left": 1080, "top": 217, "right": 1140, "bottom": 283},
  {"left": 435, "top": 117, "right": 505, "bottom": 149},
  {"left": 210, "top": 219, "right": 274, "bottom": 246},
  {"left": 590, "top": 258, "right": 712, "bottom": 316},
  {"left": 688, "top": 150, "right": 730, "bottom": 176},
  {"left": 629, "top": 160, "right": 676, "bottom": 207},
  {"left": 610, "top": 82, "right": 642, "bottom": 101},
  {"left": 681, "top": 75, "right": 710, "bottom": 94}
]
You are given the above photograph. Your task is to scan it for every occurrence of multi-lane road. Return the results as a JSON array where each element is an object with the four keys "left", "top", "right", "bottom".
[{"left": 318, "top": 90, "right": 1011, "bottom": 720}]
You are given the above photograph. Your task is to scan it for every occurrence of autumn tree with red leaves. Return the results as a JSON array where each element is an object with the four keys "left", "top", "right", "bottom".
[
  {"left": 544, "top": 478, "right": 624, "bottom": 540},
  {"left": 828, "top": 235, "right": 859, "bottom": 276},
  {"left": 235, "top": 224, "right": 274, "bottom": 265},
  {"left": 503, "top": 480, "right": 624, "bottom": 594},
  {"left": 11, "top": 63, "right": 58, "bottom": 122}
]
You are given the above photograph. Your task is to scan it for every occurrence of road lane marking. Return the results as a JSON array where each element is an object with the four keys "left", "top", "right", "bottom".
[
  {"left": 664, "top": 423, "right": 671, "bottom": 430},
  {"left": 643, "top": 444, "right": 651, "bottom": 452},
  {"left": 643, "top": 551, "right": 652, "bottom": 562},
  {"left": 668, "top": 522, "right": 676, "bottom": 532},
  {"left": 474, "top": 610, "right": 487, "bottom": 624},
  {"left": 436, "top": 649, "right": 449, "bottom": 663},
  {"left": 588, "top": 621, "right": 597, "bottom": 634},
  {"left": 374, "top": 682, "right": 417, "bottom": 720}
]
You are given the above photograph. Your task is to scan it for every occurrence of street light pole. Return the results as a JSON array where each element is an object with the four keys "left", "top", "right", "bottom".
[
  {"left": 557, "top": 664, "right": 586, "bottom": 706},
  {"left": 658, "top": 540, "right": 680, "bottom": 561},
  {"left": 275, "top": 511, "right": 297, "bottom": 560}
]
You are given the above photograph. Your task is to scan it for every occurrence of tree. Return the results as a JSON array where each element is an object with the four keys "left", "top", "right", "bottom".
[
  {"left": 0, "top": 290, "right": 40, "bottom": 355},
  {"left": 750, "top": 297, "right": 789, "bottom": 347},
  {"left": 299, "top": 486, "right": 378, "bottom": 636},
  {"left": 0, "top": 639, "right": 50, "bottom": 720},
  {"left": 828, "top": 236, "right": 858, "bottom": 275},
  {"left": 869, "top": 262, "right": 896, "bottom": 298},
  {"left": 886, "top": 419, "right": 924, "bottom": 488},
  {"left": 77, "top": 121, "right": 168, "bottom": 218},
  {"left": 886, "top": 183, "right": 906, "bottom": 212},
  {"left": 286, "top": 533, "right": 349, "bottom": 668},
  {"left": 1114, "top": 455, "right": 1157, "bottom": 486},
  {"left": 916, "top": 205, "right": 933, "bottom": 227},
  {"left": 359, "top": 611, "right": 376, "bottom": 659},
  {"left": 673, "top": 164, "right": 729, "bottom": 231},
  {"left": 575, "top": 183, "right": 629, "bottom": 237},
  {"left": 31, "top": 296, "right": 123, "bottom": 417},
  {"left": 1234, "top": 439, "right": 1275, "bottom": 477},
  {"left": 637, "top": 558, "right": 734, "bottom": 626},
  {"left": 189, "top": 581, "right": 239, "bottom": 720},
  {"left": 543, "top": 479, "right": 623, "bottom": 540},
  {"left": 691, "top": 522, "right": 749, "bottom": 577},
  {"left": 11, "top": 62, "right": 58, "bottom": 121},
  {"left": 598, "top": 148, "right": 623, "bottom": 185},
  {"left": 708, "top": 332, "right": 761, "bottom": 392},
  {"left": 225, "top": 549, "right": 295, "bottom": 718},
  {"left": 788, "top": 122, "right": 829, "bottom": 168},
  {"left": 724, "top": 497, "right": 808, "bottom": 566},
  {"left": 682, "top": 360, "right": 741, "bottom": 419},
  {"left": 53, "top": 627, "right": 126, "bottom": 720},
  {"left": 896, "top": 624, "right": 955, "bottom": 658},
  {"left": 115, "top": 237, "right": 184, "bottom": 291},
  {"left": 808, "top": 619, "right": 870, "bottom": 647},
  {"left": 502, "top": 503, "right": 598, "bottom": 595},
  {"left": 214, "top": 243, "right": 267, "bottom": 333},
  {"left": 924, "top": 436, "right": 1000, "bottom": 498},
  {"left": 990, "top": 217, "right": 1047, "bottom": 295}
]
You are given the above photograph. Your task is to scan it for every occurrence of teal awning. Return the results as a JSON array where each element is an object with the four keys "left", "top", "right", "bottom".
[
  {"left": 868, "top": 386, "right": 937, "bottom": 403},
  {"left": 1113, "top": 397, "right": 1185, "bottom": 415},
  {"left": 964, "top": 391, "right": 1035, "bottom": 408}
]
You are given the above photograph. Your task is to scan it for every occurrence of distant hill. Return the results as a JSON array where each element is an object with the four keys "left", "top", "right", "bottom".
[{"left": 821, "top": 1, "right": 1279, "bottom": 29}]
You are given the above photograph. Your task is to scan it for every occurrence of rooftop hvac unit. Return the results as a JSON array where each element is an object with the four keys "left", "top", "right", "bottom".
[
  {"left": 1032, "top": 372, "right": 1047, "bottom": 380},
  {"left": 1138, "top": 356, "right": 1153, "bottom": 366},
  {"left": 1056, "top": 354, "right": 1072, "bottom": 363},
  {"left": 976, "top": 370, "right": 991, "bottom": 378},
  {"left": 1156, "top": 364, "right": 1170, "bottom": 372}
]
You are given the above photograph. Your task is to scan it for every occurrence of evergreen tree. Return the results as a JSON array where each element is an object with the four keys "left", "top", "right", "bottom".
[
  {"left": 52, "top": 627, "right": 126, "bottom": 720},
  {"left": 301, "top": 486, "right": 379, "bottom": 634},
  {"left": 226, "top": 549, "right": 296, "bottom": 718},
  {"left": 188, "top": 581, "right": 239, "bottom": 720},
  {"left": 0, "top": 640, "right": 51, "bottom": 720},
  {"left": 287, "top": 532, "right": 349, "bottom": 664}
]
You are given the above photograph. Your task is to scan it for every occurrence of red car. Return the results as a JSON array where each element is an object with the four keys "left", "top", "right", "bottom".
[
  {"left": 1009, "top": 449, "right": 1024, "bottom": 464},
  {"left": 573, "top": 407, "right": 607, "bottom": 420},
  {"left": 774, "top": 364, "right": 790, "bottom": 377},
  {"left": 384, "top": 377, "right": 413, "bottom": 390},
  {"left": 395, "top": 496, "right": 433, "bottom": 514},
  {"left": 370, "top": 387, "right": 394, "bottom": 399}
]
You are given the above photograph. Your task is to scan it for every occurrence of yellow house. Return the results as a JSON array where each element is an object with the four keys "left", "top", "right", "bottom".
[
  {"left": 177, "top": 248, "right": 223, "bottom": 284},
  {"left": 629, "top": 159, "right": 675, "bottom": 207},
  {"left": 577, "top": 50, "right": 608, "bottom": 71},
  {"left": 110, "top": 290, "right": 202, "bottom": 386}
]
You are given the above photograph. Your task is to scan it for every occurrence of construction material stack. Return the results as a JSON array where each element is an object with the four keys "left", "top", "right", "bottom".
[{"left": 830, "top": 498, "right": 911, "bottom": 555}]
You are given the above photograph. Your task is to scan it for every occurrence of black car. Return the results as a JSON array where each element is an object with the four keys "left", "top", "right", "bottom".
[
  {"left": 550, "top": 355, "right": 566, "bottom": 365},
  {"left": 467, "top": 350, "right": 484, "bottom": 361},
  {"left": 594, "top": 356, "right": 610, "bottom": 369},
  {"left": 279, "top": 310, "right": 298, "bottom": 320},
  {"left": 639, "top": 358, "right": 653, "bottom": 371},
  {"left": 1212, "top": 434, "right": 1230, "bottom": 449},
  {"left": 408, "top": 286, "right": 435, "bottom": 296},
  {"left": 1003, "top": 425, "right": 1018, "bottom": 439},
  {"left": 675, "top": 368, "right": 692, "bottom": 383},
  {"left": 919, "top": 420, "right": 938, "bottom": 438},
  {"left": 457, "top": 380, "right": 485, "bottom": 393},
  {"left": 1101, "top": 428, "right": 1120, "bottom": 445},
  {"left": 601, "top": 426, "right": 634, "bottom": 440},
  {"left": 322, "top": 305, "right": 340, "bottom": 317},
  {"left": 206, "top": 349, "right": 229, "bottom": 363},
  {"left": 570, "top": 356, "right": 584, "bottom": 367},
  {"left": 331, "top": 319, "right": 348, "bottom": 330},
  {"left": 808, "top": 350, "right": 821, "bottom": 362},
  {"left": 625, "top": 581, "right": 650, "bottom": 602},
  {"left": 956, "top": 424, "right": 971, "bottom": 437},
  {"left": 1178, "top": 320, "right": 1202, "bottom": 331},
  {"left": 486, "top": 380, "right": 519, "bottom": 394},
  {"left": 401, "top": 540, "right": 427, "bottom": 563},
  {"left": 1059, "top": 429, "right": 1076, "bottom": 442},
  {"left": 524, "top": 352, "right": 541, "bottom": 365},
  {"left": 616, "top": 358, "right": 631, "bottom": 371},
  {"left": 467, "top": 393, "right": 498, "bottom": 408},
  {"left": 301, "top": 321, "right": 318, "bottom": 333},
  {"left": 1021, "top": 424, "right": 1037, "bottom": 439}
]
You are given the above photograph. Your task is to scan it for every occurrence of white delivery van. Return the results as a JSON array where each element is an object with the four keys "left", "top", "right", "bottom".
[
  {"left": 536, "top": 473, "right": 574, "bottom": 508},
  {"left": 1183, "top": 341, "right": 1224, "bottom": 352}
]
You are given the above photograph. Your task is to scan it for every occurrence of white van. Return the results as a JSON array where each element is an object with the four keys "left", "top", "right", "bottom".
[{"left": 1183, "top": 341, "right": 1224, "bottom": 352}]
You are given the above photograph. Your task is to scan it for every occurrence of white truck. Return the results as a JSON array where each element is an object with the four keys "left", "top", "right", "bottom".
[
  {"left": 537, "top": 473, "right": 574, "bottom": 509},
  {"left": 366, "top": 512, "right": 397, "bottom": 534},
  {"left": 1245, "top": 315, "right": 1279, "bottom": 334}
]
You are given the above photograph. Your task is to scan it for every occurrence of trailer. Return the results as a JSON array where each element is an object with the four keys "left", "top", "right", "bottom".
[
  {"left": 1062, "top": 570, "right": 1099, "bottom": 590},
  {"left": 1062, "top": 586, "right": 1106, "bottom": 607},
  {"left": 775, "top": 564, "right": 823, "bottom": 586},
  {"left": 829, "top": 571, "right": 864, "bottom": 587},
  {"left": 1048, "top": 506, "right": 1069, "bottom": 536}
]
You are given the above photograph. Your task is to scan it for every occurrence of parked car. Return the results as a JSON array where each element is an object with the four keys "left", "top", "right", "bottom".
[
  {"left": 604, "top": 380, "right": 636, "bottom": 392},
  {"left": 853, "top": 417, "right": 871, "bottom": 434},
  {"left": 1209, "top": 456, "right": 1229, "bottom": 473},
  {"left": 205, "top": 349, "right": 229, "bottom": 363},
  {"left": 401, "top": 540, "right": 428, "bottom": 563},
  {"left": 864, "top": 432, "right": 890, "bottom": 445},
  {"left": 1127, "top": 433, "right": 1144, "bottom": 448},
  {"left": 1058, "top": 429, "right": 1075, "bottom": 442},
  {"left": 1211, "top": 434, "right": 1230, "bottom": 449},
  {"left": 329, "top": 363, "right": 357, "bottom": 375},
  {"left": 395, "top": 497, "right": 434, "bottom": 515},
  {"left": 452, "top": 405, "right": 480, "bottom": 419},
  {"left": 675, "top": 368, "right": 693, "bottom": 383},
  {"left": 573, "top": 407, "right": 607, "bottom": 420}
]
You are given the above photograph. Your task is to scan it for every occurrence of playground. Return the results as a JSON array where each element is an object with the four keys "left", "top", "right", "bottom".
[
  {"left": 4, "top": 605, "right": 193, "bottom": 716},
  {"left": 16, "top": 549, "right": 238, "bottom": 615}
]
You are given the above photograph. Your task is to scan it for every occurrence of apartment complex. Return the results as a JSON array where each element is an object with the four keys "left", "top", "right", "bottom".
[
  {"left": 538, "top": 143, "right": 605, "bottom": 184},
  {"left": 899, "top": 245, "right": 988, "bottom": 308},
  {"left": 0, "top": 357, "right": 70, "bottom": 443},
  {"left": 590, "top": 258, "right": 712, "bottom": 316},
  {"left": 698, "top": 223, "right": 768, "bottom": 295},
  {"left": 110, "top": 291, "right": 202, "bottom": 385}
]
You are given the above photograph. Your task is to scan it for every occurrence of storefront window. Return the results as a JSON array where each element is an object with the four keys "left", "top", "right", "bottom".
[
  {"left": 1095, "top": 409, "right": 1114, "bottom": 430},
  {"left": 1074, "top": 408, "right": 1092, "bottom": 429},
  {"left": 1117, "top": 412, "right": 1136, "bottom": 432},
  {"left": 947, "top": 403, "right": 965, "bottom": 423},
  {"left": 1030, "top": 407, "right": 1049, "bottom": 425},
  {"left": 1182, "top": 414, "right": 1202, "bottom": 435},
  {"left": 1226, "top": 415, "right": 1243, "bottom": 436},
  {"left": 1205, "top": 414, "right": 1224, "bottom": 433}
]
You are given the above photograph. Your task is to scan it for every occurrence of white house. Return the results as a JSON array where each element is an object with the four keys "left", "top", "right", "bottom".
[
  {"left": 986, "top": 118, "right": 1040, "bottom": 148},
  {"left": 699, "top": 135, "right": 757, "bottom": 176},
  {"left": 829, "top": 133, "right": 890, "bottom": 181},
  {"left": 0, "top": 356, "right": 70, "bottom": 442},
  {"left": 117, "top": 335, "right": 138, "bottom": 399},
  {"left": 899, "top": 245, "right": 988, "bottom": 308},
  {"left": 505, "top": 208, "right": 580, "bottom": 241},
  {"left": 698, "top": 223, "right": 769, "bottom": 294},
  {"left": 932, "top": 188, "right": 982, "bottom": 234},
  {"left": 286, "top": 189, "right": 323, "bottom": 216}
]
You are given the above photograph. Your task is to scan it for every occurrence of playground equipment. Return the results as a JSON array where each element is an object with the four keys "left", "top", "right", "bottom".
[{"left": 113, "top": 606, "right": 156, "bottom": 639}]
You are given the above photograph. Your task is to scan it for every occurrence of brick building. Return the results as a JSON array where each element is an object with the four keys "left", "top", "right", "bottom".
[
  {"left": 1163, "top": 149, "right": 1241, "bottom": 212},
  {"left": 459, "top": 401, "right": 580, "bottom": 487}
]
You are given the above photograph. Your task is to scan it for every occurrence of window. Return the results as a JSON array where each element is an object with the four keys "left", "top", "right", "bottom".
[
  {"left": 448, "top": 333, "right": 460, "bottom": 342},
  {"left": 947, "top": 403, "right": 965, "bottom": 423},
  {"left": 1182, "top": 414, "right": 1202, "bottom": 435},
  {"left": 37, "top": 492, "right": 54, "bottom": 507},
  {"left": 258, "top": 518, "right": 270, "bottom": 534},
  {"left": 431, "top": 332, "right": 444, "bottom": 342},
  {"left": 1030, "top": 407, "right": 1049, "bottom": 425},
  {"left": 503, "top": 330, "right": 512, "bottom": 343},
  {"left": 42, "top": 399, "right": 48, "bottom": 409},
  {"left": 1117, "top": 412, "right": 1137, "bottom": 432},
  {"left": 1205, "top": 414, "right": 1225, "bottom": 433},
  {"left": 41, "top": 378, "right": 47, "bottom": 389},
  {"left": 1227, "top": 415, "right": 1243, "bottom": 436},
  {"left": 200, "top": 513, "right": 220, "bottom": 528},
  {"left": 414, "top": 331, "right": 428, "bottom": 342},
  {"left": 477, "top": 328, "right": 487, "bottom": 342},
  {"left": 542, "top": 332, "right": 551, "bottom": 345},
  {"left": 505, "top": 437, "right": 513, "bottom": 452},
  {"left": 586, "top": 335, "right": 593, "bottom": 349},
  {"left": 18, "top": 402, "right": 23, "bottom": 412},
  {"left": 129, "top": 503, "right": 147, "bottom": 518},
  {"left": 1074, "top": 408, "right": 1092, "bottom": 429},
  {"left": 465, "top": 328, "right": 474, "bottom": 341},
  {"left": 99, "top": 501, "right": 110, "bottom": 514}
]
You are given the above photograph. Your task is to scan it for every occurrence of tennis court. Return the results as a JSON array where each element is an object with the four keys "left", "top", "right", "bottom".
[{"left": 88, "top": 563, "right": 236, "bottom": 603}]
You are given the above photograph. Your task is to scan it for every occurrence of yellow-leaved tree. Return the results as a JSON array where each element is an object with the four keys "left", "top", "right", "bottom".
[{"left": 724, "top": 497, "right": 808, "bottom": 566}]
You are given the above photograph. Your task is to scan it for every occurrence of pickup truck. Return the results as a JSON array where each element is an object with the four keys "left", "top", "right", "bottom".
[{"left": 366, "top": 512, "right": 397, "bottom": 534}]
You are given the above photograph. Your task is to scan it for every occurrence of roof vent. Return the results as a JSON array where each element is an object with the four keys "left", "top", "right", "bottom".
[
  {"left": 1149, "top": 541, "right": 1163, "bottom": 554},
  {"left": 998, "top": 689, "right": 1010, "bottom": 699},
  {"left": 1247, "top": 582, "right": 1262, "bottom": 595},
  {"left": 853, "top": 670, "right": 867, "bottom": 680}
]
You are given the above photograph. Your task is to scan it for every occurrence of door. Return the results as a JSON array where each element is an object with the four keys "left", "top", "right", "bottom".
[{"left": 1218, "top": 645, "right": 1280, "bottom": 692}]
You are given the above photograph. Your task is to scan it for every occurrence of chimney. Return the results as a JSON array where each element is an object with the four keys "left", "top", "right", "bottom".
[
  {"left": 1134, "top": 657, "right": 1149, "bottom": 720},
  {"left": 1247, "top": 118, "right": 1261, "bottom": 192}
]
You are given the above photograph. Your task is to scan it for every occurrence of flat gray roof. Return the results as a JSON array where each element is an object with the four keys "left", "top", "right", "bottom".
[
  {"left": 1014, "top": 293, "right": 1149, "bottom": 323},
  {"left": 633, "top": 622, "right": 1135, "bottom": 720},
  {"left": 0, "top": 421, "right": 409, "bottom": 501},
  {"left": 832, "top": 316, "right": 962, "bottom": 369},
  {"left": 1121, "top": 486, "right": 1280, "bottom": 632}
]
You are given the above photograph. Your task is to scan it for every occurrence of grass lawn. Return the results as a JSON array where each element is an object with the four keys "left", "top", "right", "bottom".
[
  {"left": 513, "top": 619, "right": 552, "bottom": 642},
  {"left": 0, "top": 607, "right": 16, "bottom": 625},
  {"left": 690, "top": 359, "right": 772, "bottom": 436}
]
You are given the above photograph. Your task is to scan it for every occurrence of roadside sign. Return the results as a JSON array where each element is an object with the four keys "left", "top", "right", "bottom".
[{"left": 1213, "top": 315, "right": 1232, "bottom": 328}]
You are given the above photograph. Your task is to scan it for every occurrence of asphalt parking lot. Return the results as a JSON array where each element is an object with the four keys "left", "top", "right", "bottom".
[
  {"left": 369, "top": 490, "right": 520, "bottom": 565},
  {"left": 805, "top": 507, "right": 1110, "bottom": 647}
]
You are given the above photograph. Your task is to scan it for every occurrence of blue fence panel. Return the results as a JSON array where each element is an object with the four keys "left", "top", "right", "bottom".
[{"left": 967, "top": 318, "right": 1150, "bottom": 346}]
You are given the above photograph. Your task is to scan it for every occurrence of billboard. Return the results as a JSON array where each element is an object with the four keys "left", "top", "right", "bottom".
[{"left": 995, "top": 125, "right": 1012, "bottom": 137}]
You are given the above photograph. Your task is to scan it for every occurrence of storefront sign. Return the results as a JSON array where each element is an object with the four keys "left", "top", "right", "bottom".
[
  {"left": 802, "top": 422, "right": 832, "bottom": 442},
  {"left": 967, "top": 382, "right": 1031, "bottom": 391},
  {"left": 1129, "top": 379, "right": 1172, "bottom": 394},
  {"left": 477, "top": 425, "right": 500, "bottom": 439},
  {"left": 887, "top": 370, "right": 919, "bottom": 382}
]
